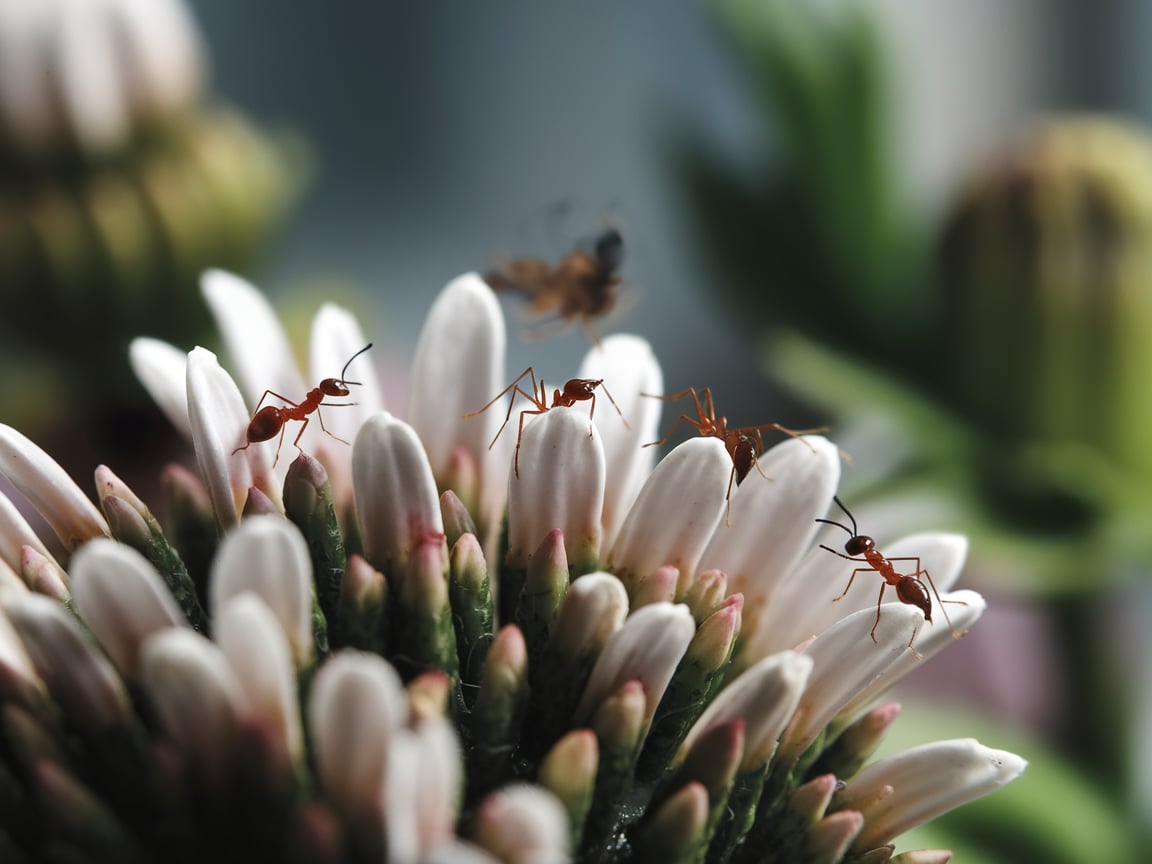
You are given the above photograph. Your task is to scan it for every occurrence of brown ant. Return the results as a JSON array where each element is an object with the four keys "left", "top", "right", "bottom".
[
  {"left": 463, "top": 366, "right": 628, "bottom": 478},
  {"left": 816, "top": 496, "right": 967, "bottom": 657},
  {"left": 485, "top": 226, "right": 623, "bottom": 344},
  {"left": 233, "top": 343, "right": 373, "bottom": 467},
  {"left": 643, "top": 387, "right": 825, "bottom": 522}
]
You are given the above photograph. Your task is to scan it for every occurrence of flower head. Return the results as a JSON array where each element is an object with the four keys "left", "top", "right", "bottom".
[{"left": 0, "top": 269, "right": 1023, "bottom": 862}]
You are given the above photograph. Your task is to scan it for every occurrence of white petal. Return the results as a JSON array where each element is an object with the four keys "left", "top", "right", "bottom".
[
  {"left": 836, "top": 590, "right": 987, "bottom": 721},
  {"left": 186, "top": 346, "right": 273, "bottom": 527},
  {"left": 139, "top": 628, "right": 245, "bottom": 774},
  {"left": 678, "top": 650, "right": 812, "bottom": 771},
  {"left": 215, "top": 593, "right": 303, "bottom": 766},
  {"left": 757, "top": 533, "right": 972, "bottom": 660},
  {"left": 309, "top": 304, "right": 382, "bottom": 493},
  {"left": 352, "top": 412, "right": 444, "bottom": 576},
  {"left": 0, "top": 488, "right": 60, "bottom": 579},
  {"left": 575, "top": 602, "right": 696, "bottom": 724},
  {"left": 507, "top": 408, "right": 605, "bottom": 570},
  {"left": 4, "top": 592, "right": 130, "bottom": 731},
  {"left": 309, "top": 651, "right": 407, "bottom": 814},
  {"left": 473, "top": 784, "right": 571, "bottom": 864},
  {"left": 69, "top": 538, "right": 186, "bottom": 677},
  {"left": 840, "top": 738, "right": 1026, "bottom": 850},
  {"left": 779, "top": 602, "right": 927, "bottom": 762},
  {"left": 0, "top": 424, "right": 109, "bottom": 551},
  {"left": 385, "top": 727, "right": 423, "bottom": 861},
  {"left": 110, "top": 0, "right": 204, "bottom": 114},
  {"left": 57, "top": 0, "right": 130, "bottom": 152},
  {"left": 409, "top": 273, "right": 509, "bottom": 526},
  {"left": 201, "top": 269, "right": 306, "bottom": 408},
  {"left": 423, "top": 840, "right": 501, "bottom": 864},
  {"left": 0, "top": 2, "right": 59, "bottom": 152},
  {"left": 607, "top": 437, "right": 729, "bottom": 598},
  {"left": 0, "top": 602, "right": 44, "bottom": 701},
  {"left": 412, "top": 716, "right": 463, "bottom": 851},
  {"left": 550, "top": 571, "right": 630, "bottom": 658},
  {"left": 209, "top": 515, "right": 314, "bottom": 665},
  {"left": 577, "top": 334, "right": 663, "bottom": 549},
  {"left": 129, "top": 337, "right": 193, "bottom": 441},
  {"left": 698, "top": 435, "right": 840, "bottom": 634}
]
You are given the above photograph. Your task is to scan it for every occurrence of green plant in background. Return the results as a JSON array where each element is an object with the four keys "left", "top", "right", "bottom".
[
  {"left": 680, "top": 0, "right": 1152, "bottom": 858},
  {"left": 0, "top": 0, "right": 302, "bottom": 455}
]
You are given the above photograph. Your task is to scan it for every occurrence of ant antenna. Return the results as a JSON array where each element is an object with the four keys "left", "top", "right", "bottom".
[
  {"left": 815, "top": 495, "right": 857, "bottom": 536},
  {"left": 339, "top": 343, "right": 373, "bottom": 386}
]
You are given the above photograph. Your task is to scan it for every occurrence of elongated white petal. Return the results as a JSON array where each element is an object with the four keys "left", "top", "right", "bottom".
[
  {"left": 575, "top": 601, "right": 696, "bottom": 724},
  {"left": 607, "top": 437, "right": 729, "bottom": 599},
  {"left": 215, "top": 593, "right": 303, "bottom": 766},
  {"left": 0, "top": 488, "right": 59, "bottom": 578},
  {"left": 678, "top": 650, "right": 812, "bottom": 771},
  {"left": 110, "top": 0, "right": 204, "bottom": 113},
  {"left": 698, "top": 435, "right": 839, "bottom": 637},
  {"left": 139, "top": 628, "right": 245, "bottom": 776},
  {"left": 578, "top": 334, "right": 663, "bottom": 549},
  {"left": 69, "top": 538, "right": 186, "bottom": 677},
  {"left": 129, "top": 337, "right": 193, "bottom": 441},
  {"left": 750, "top": 533, "right": 971, "bottom": 659},
  {"left": 4, "top": 593, "right": 130, "bottom": 732},
  {"left": 58, "top": 0, "right": 129, "bottom": 151},
  {"left": 385, "top": 727, "right": 422, "bottom": 861},
  {"left": 309, "top": 303, "right": 382, "bottom": 494},
  {"left": 550, "top": 571, "right": 630, "bottom": 658},
  {"left": 840, "top": 738, "right": 1026, "bottom": 850},
  {"left": 0, "top": 602, "right": 44, "bottom": 702},
  {"left": 778, "top": 603, "right": 926, "bottom": 762},
  {"left": 473, "top": 784, "right": 571, "bottom": 864},
  {"left": 507, "top": 408, "right": 605, "bottom": 571},
  {"left": 423, "top": 840, "right": 501, "bottom": 864},
  {"left": 209, "top": 515, "right": 313, "bottom": 664},
  {"left": 186, "top": 346, "right": 273, "bottom": 527},
  {"left": 352, "top": 412, "right": 444, "bottom": 576},
  {"left": 837, "top": 590, "right": 987, "bottom": 721},
  {"left": 309, "top": 651, "right": 407, "bottom": 814},
  {"left": 413, "top": 716, "right": 463, "bottom": 851},
  {"left": 409, "top": 274, "right": 507, "bottom": 500},
  {"left": 0, "top": 424, "right": 109, "bottom": 550},
  {"left": 201, "top": 269, "right": 306, "bottom": 408}
]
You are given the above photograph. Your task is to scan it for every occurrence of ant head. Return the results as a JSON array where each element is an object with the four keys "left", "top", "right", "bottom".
[
  {"left": 594, "top": 228, "right": 624, "bottom": 272},
  {"left": 561, "top": 378, "right": 601, "bottom": 402},
  {"left": 844, "top": 535, "right": 875, "bottom": 556},
  {"left": 896, "top": 577, "right": 932, "bottom": 623},
  {"left": 320, "top": 343, "right": 374, "bottom": 397}
]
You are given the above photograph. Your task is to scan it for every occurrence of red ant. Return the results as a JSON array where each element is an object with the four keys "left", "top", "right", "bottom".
[
  {"left": 232, "top": 343, "right": 373, "bottom": 466},
  {"left": 643, "top": 387, "right": 825, "bottom": 522},
  {"left": 816, "top": 496, "right": 967, "bottom": 657},
  {"left": 463, "top": 366, "right": 628, "bottom": 478},
  {"left": 486, "top": 227, "right": 623, "bottom": 344}
]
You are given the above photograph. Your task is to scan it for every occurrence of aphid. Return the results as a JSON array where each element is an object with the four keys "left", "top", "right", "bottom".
[
  {"left": 643, "top": 386, "right": 824, "bottom": 520},
  {"left": 485, "top": 226, "right": 624, "bottom": 344},
  {"left": 463, "top": 366, "right": 628, "bottom": 477},
  {"left": 815, "top": 496, "right": 968, "bottom": 657},
  {"left": 233, "top": 343, "right": 373, "bottom": 466}
]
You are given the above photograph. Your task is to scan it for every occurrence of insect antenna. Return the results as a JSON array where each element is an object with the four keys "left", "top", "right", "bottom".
[
  {"left": 338, "top": 343, "right": 374, "bottom": 386},
  {"left": 815, "top": 495, "right": 857, "bottom": 537}
]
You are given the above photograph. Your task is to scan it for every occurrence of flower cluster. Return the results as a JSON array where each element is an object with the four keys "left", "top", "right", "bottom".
[{"left": 0, "top": 270, "right": 1024, "bottom": 862}]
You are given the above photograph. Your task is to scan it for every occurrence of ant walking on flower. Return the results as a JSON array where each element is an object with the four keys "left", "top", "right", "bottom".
[
  {"left": 463, "top": 366, "right": 629, "bottom": 477},
  {"left": 816, "top": 496, "right": 968, "bottom": 657},
  {"left": 643, "top": 386, "right": 825, "bottom": 523},
  {"left": 233, "top": 344, "right": 373, "bottom": 467}
]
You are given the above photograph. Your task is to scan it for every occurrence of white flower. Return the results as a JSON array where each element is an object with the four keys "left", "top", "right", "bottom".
[{"left": 0, "top": 0, "right": 204, "bottom": 156}]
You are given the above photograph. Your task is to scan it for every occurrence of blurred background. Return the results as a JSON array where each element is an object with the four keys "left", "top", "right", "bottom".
[{"left": 4, "top": 0, "right": 1152, "bottom": 860}]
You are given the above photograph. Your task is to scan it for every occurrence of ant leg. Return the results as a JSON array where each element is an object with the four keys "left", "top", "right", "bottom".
[
  {"left": 290, "top": 417, "right": 312, "bottom": 461},
  {"left": 270, "top": 421, "right": 289, "bottom": 468},
  {"left": 488, "top": 384, "right": 542, "bottom": 451},
  {"left": 252, "top": 389, "right": 301, "bottom": 412},
  {"left": 512, "top": 407, "right": 548, "bottom": 478},
  {"left": 818, "top": 547, "right": 870, "bottom": 563},
  {"left": 464, "top": 367, "right": 538, "bottom": 422},
  {"left": 313, "top": 402, "right": 358, "bottom": 446},
  {"left": 642, "top": 413, "right": 705, "bottom": 448},
  {"left": 834, "top": 566, "right": 873, "bottom": 602},
  {"left": 723, "top": 464, "right": 737, "bottom": 527},
  {"left": 869, "top": 582, "right": 888, "bottom": 642},
  {"left": 597, "top": 381, "right": 629, "bottom": 431}
]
